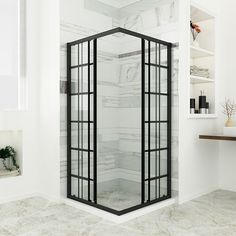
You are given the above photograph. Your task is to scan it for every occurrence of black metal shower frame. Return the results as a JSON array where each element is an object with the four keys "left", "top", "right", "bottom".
[{"left": 67, "top": 27, "right": 172, "bottom": 215}]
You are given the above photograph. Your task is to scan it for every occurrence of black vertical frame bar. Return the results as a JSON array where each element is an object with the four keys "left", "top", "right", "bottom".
[
  {"left": 141, "top": 39, "right": 145, "bottom": 204},
  {"left": 93, "top": 39, "right": 97, "bottom": 203},
  {"left": 158, "top": 44, "right": 161, "bottom": 198},
  {"left": 88, "top": 41, "right": 91, "bottom": 201},
  {"left": 67, "top": 44, "right": 72, "bottom": 197},
  {"left": 78, "top": 44, "right": 81, "bottom": 198},
  {"left": 167, "top": 45, "right": 172, "bottom": 197},
  {"left": 155, "top": 43, "right": 158, "bottom": 199},
  {"left": 148, "top": 41, "right": 151, "bottom": 202},
  {"left": 81, "top": 44, "right": 84, "bottom": 198}
]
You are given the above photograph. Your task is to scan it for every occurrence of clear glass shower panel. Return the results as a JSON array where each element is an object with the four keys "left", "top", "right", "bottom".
[{"left": 96, "top": 33, "right": 142, "bottom": 210}]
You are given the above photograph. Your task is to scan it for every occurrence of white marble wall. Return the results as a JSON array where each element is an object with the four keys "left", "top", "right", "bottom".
[{"left": 60, "top": 0, "right": 179, "bottom": 197}]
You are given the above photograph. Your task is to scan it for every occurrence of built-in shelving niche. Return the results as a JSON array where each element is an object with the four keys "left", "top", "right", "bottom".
[
  {"left": 0, "top": 130, "right": 22, "bottom": 179},
  {"left": 189, "top": 3, "right": 216, "bottom": 119}
]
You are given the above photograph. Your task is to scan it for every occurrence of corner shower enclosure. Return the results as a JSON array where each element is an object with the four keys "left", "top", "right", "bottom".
[{"left": 67, "top": 28, "right": 172, "bottom": 215}]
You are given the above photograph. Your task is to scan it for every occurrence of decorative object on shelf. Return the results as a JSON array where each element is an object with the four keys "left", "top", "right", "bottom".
[
  {"left": 190, "top": 92, "right": 210, "bottom": 115},
  {"left": 190, "top": 98, "right": 195, "bottom": 114},
  {"left": 0, "top": 146, "right": 20, "bottom": 176},
  {"left": 222, "top": 98, "right": 236, "bottom": 127},
  {"left": 190, "top": 21, "right": 201, "bottom": 47},
  {"left": 206, "top": 102, "right": 209, "bottom": 114},
  {"left": 199, "top": 90, "right": 207, "bottom": 114},
  {"left": 190, "top": 65, "right": 210, "bottom": 78}
]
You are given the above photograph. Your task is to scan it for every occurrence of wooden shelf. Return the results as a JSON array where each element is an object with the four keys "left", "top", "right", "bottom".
[
  {"left": 190, "top": 75, "right": 214, "bottom": 84},
  {"left": 199, "top": 134, "right": 236, "bottom": 141},
  {"left": 190, "top": 46, "right": 214, "bottom": 58}
]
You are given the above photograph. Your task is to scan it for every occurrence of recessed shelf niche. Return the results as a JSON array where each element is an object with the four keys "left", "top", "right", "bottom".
[
  {"left": 189, "top": 3, "right": 216, "bottom": 118},
  {"left": 0, "top": 130, "right": 22, "bottom": 178}
]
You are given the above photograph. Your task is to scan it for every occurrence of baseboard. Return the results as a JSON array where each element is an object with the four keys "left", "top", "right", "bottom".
[
  {"left": 178, "top": 186, "right": 218, "bottom": 204},
  {"left": 0, "top": 192, "right": 61, "bottom": 205},
  {"left": 0, "top": 192, "right": 37, "bottom": 205},
  {"left": 0, "top": 191, "right": 176, "bottom": 224},
  {"left": 36, "top": 192, "right": 61, "bottom": 204},
  {"left": 62, "top": 197, "right": 176, "bottom": 224},
  {"left": 219, "top": 187, "right": 236, "bottom": 193}
]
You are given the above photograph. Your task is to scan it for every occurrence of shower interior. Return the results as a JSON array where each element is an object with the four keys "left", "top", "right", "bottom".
[{"left": 67, "top": 28, "right": 172, "bottom": 215}]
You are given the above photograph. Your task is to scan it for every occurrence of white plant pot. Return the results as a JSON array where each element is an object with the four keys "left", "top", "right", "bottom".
[{"left": 223, "top": 127, "right": 236, "bottom": 136}]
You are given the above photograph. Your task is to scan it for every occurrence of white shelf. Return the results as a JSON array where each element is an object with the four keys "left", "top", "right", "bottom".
[
  {"left": 191, "top": 4, "right": 215, "bottom": 22},
  {"left": 190, "top": 46, "right": 214, "bottom": 58},
  {"left": 190, "top": 75, "right": 214, "bottom": 84},
  {"left": 188, "top": 114, "right": 217, "bottom": 119}
]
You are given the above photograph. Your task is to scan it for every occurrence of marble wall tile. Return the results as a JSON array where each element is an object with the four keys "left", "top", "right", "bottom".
[{"left": 60, "top": 0, "right": 179, "bottom": 197}]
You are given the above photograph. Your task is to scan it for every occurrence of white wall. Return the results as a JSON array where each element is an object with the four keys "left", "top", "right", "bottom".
[
  {"left": 0, "top": 0, "right": 61, "bottom": 203},
  {"left": 0, "top": 0, "right": 19, "bottom": 110},
  {"left": 0, "top": 0, "right": 41, "bottom": 202},
  {"left": 217, "top": 0, "right": 236, "bottom": 192},
  {"left": 178, "top": 0, "right": 219, "bottom": 203},
  {"left": 38, "top": 0, "right": 61, "bottom": 200}
]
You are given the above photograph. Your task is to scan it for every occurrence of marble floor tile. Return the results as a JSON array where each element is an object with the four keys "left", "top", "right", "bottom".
[
  {"left": 97, "top": 190, "right": 140, "bottom": 211},
  {"left": 0, "top": 190, "right": 236, "bottom": 236},
  {"left": 0, "top": 227, "right": 14, "bottom": 236}
]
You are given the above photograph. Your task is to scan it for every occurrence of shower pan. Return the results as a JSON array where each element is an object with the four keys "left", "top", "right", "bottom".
[{"left": 67, "top": 27, "right": 172, "bottom": 215}]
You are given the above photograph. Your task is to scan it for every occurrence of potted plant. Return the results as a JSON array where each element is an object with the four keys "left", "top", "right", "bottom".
[
  {"left": 222, "top": 98, "right": 236, "bottom": 127},
  {"left": 0, "top": 146, "right": 20, "bottom": 175}
]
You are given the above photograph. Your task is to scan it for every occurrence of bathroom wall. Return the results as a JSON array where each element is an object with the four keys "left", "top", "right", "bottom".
[
  {"left": 217, "top": 0, "right": 236, "bottom": 192},
  {"left": 178, "top": 0, "right": 219, "bottom": 203},
  {"left": 38, "top": 0, "right": 60, "bottom": 200},
  {"left": 0, "top": 0, "right": 61, "bottom": 203},
  {"left": 60, "top": 0, "right": 179, "bottom": 198},
  {"left": 0, "top": 0, "right": 41, "bottom": 202}
]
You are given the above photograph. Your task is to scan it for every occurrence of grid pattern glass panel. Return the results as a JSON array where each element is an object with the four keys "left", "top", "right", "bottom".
[
  {"left": 68, "top": 40, "right": 97, "bottom": 203},
  {"left": 142, "top": 39, "right": 170, "bottom": 203}
]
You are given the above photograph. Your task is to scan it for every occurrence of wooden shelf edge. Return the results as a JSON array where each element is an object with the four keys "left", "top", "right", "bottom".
[{"left": 199, "top": 134, "right": 236, "bottom": 141}]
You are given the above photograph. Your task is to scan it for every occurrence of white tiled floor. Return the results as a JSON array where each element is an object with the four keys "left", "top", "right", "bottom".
[{"left": 0, "top": 190, "right": 236, "bottom": 235}]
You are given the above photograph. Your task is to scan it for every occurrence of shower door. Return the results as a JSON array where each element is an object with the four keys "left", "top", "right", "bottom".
[
  {"left": 67, "top": 39, "right": 97, "bottom": 204},
  {"left": 141, "top": 39, "right": 171, "bottom": 204},
  {"left": 67, "top": 28, "right": 172, "bottom": 215}
]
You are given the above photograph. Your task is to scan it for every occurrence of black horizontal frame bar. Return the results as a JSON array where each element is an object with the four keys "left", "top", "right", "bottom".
[
  {"left": 71, "top": 121, "right": 94, "bottom": 124},
  {"left": 145, "top": 174, "right": 168, "bottom": 182},
  {"left": 71, "top": 63, "right": 94, "bottom": 69},
  {"left": 145, "top": 148, "right": 168, "bottom": 152},
  {"left": 68, "top": 194, "right": 170, "bottom": 216},
  {"left": 71, "top": 147, "right": 94, "bottom": 152},
  {"left": 145, "top": 92, "right": 168, "bottom": 96},
  {"left": 71, "top": 92, "right": 94, "bottom": 96},
  {"left": 71, "top": 174, "right": 93, "bottom": 181},
  {"left": 145, "top": 63, "right": 168, "bottom": 69},
  {"left": 145, "top": 121, "right": 168, "bottom": 124},
  {"left": 68, "top": 27, "right": 172, "bottom": 47}
]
